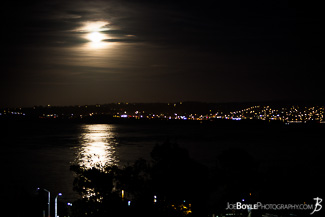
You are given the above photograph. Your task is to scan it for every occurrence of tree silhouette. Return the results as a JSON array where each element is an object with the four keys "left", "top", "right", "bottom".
[
  {"left": 70, "top": 141, "right": 209, "bottom": 217},
  {"left": 150, "top": 141, "right": 209, "bottom": 216},
  {"left": 70, "top": 165, "right": 125, "bottom": 217}
]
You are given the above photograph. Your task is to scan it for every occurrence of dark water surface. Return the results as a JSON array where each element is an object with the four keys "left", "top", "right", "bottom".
[{"left": 1, "top": 120, "right": 324, "bottom": 201}]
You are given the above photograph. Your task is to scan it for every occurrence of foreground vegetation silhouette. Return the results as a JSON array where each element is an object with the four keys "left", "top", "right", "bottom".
[
  {"left": 70, "top": 141, "right": 209, "bottom": 217},
  {"left": 70, "top": 141, "right": 318, "bottom": 217}
]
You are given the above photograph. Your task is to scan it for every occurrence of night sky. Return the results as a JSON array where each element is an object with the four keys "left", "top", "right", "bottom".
[{"left": 2, "top": 0, "right": 324, "bottom": 107}]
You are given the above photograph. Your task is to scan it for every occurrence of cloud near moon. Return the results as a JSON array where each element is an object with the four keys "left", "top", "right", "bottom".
[
  {"left": 77, "top": 21, "right": 110, "bottom": 33},
  {"left": 1, "top": 0, "right": 324, "bottom": 107}
]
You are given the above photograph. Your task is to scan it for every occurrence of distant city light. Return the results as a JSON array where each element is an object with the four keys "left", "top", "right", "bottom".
[{"left": 2, "top": 104, "right": 323, "bottom": 123}]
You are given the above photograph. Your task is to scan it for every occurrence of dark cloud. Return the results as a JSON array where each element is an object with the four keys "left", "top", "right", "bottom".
[
  {"left": 1, "top": 0, "right": 324, "bottom": 107},
  {"left": 103, "top": 38, "right": 142, "bottom": 43},
  {"left": 2, "top": 0, "right": 300, "bottom": 51}
]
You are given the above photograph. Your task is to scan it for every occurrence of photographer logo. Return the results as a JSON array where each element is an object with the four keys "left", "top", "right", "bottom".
[{"left": 310, "top": 197, "right": 322, "bottom": 215}]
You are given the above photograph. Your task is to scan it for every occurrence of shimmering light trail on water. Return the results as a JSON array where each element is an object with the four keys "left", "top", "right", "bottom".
[{"left": 78, "top": 124, "right": 118, "bottom": 168}]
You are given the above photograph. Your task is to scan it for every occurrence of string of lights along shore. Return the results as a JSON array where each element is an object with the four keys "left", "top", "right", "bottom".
[{"left": 1, "top": 103, "right": 324, "bottom": 123}]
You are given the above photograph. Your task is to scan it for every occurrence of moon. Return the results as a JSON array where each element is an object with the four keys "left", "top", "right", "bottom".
[
  {"left": 88, "top": 32, "right": 105, "bottom": 43},
  {"left": 86, "top": 31, "right": 108, "bottom": 49}
]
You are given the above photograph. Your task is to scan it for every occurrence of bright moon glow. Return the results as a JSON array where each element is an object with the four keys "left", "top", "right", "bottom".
[
  {"left": 78, "top": 21, "right": 109, "bottom": 32},
  {"left": 86, "top": 31, "right": 108, "bottom": 49},
  {"left": 76, "top": 21, "right": 111, "bottom": 49},
  {"left": 88, "top": 32, "right": 105, "bottom": 43}
]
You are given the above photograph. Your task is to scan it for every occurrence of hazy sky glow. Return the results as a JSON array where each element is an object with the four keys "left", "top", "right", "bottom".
[{"left": 2, "top": 0, "right": 324, "bottom": 107}]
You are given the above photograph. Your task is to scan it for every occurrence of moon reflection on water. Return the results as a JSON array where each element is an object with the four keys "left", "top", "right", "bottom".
[{"left": 78, "top": 124, "right": 118, "bottom": 168}]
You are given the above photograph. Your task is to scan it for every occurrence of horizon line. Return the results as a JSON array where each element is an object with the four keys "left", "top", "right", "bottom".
[{"left": 1, "top": 99, "right": 325, "bottom": 109}]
